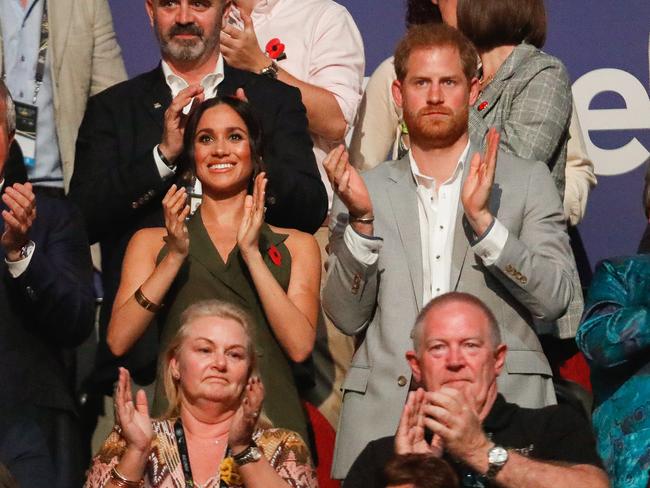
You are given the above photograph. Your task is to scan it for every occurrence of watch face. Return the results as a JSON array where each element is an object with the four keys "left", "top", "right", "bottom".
[
  {"left": 250, "top": 447, "right": 262, "bottom": 461},
  {"left": 489, "top": 446, "right": 508, "bottom": 465}
]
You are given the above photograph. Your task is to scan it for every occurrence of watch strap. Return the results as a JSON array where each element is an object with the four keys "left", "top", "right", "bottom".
[{"left": 259, "top": 60, "right": 279, "bottom": 79}]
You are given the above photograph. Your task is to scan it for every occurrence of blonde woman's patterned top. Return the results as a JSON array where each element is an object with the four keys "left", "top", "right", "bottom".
[{"left": 84, "top": 419, "right": 319, "bottom": 488}]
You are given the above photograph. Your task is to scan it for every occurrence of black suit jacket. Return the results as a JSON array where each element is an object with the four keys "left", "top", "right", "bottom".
[
  {"left": 69, "top": 63, "right": 327, "bottom": 389},
  {"left": 0, "top": 191, "right": 94, "bottom": 413}
]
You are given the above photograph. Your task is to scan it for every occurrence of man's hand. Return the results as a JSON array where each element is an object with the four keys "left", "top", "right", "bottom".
[
  {"left": 159, "top": 85, "right": 205, "bottom": 163},
  {"left": 421, "top": 387, "right": 492, "bottom": 471},
  {"left": 461, "top": 128, "right": 500, "bottom": 237},
  {"left": 220, "top": 10, "right": 269, "bottom": 73},
  {"left": 323, "top": 145, "right": 373, "bottom": 234},
  {"left": 1, "top": 182, "right": 36, "bottom": 261},
  {"left": 395, "top": 388, "right": 444, "bottom": 457}
]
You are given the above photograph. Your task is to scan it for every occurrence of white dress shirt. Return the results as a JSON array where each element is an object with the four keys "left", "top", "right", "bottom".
[{"left": 344, "top": 144, "right": 510, "bottom": 304}]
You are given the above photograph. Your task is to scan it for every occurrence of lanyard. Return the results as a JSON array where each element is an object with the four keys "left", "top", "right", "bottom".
[
  {"left": 33, "top": 0, "right": 48, "bottom": 104},
  {"left": 173, "top": 418, "right": 230, "bottom": 488},
  {"left": 1, "top": 0, "right": 49, "bottom": 104}
]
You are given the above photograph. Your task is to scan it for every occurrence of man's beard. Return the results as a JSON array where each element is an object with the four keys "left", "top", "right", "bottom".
[
  {"left": 156, "top": 21, "right": 219, "bottom": 63},
  {"left": 404, "top": 104, "right": 468, "bottom": 149}
]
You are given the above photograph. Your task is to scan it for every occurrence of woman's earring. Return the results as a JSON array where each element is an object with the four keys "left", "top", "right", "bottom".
[{"left": 172, "top": 371, "right": 180, "bottom": 380}]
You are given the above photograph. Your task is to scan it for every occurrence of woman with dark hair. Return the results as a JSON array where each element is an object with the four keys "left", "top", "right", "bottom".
[
  {"left": 86, "top": 300, "right": 317, "bottom": 487},
  {"left": 105, "top": 97, "right": 321, "bottom": 442},
  {"left": 457, "top": 0, "right": 573, "bottom": 195}
]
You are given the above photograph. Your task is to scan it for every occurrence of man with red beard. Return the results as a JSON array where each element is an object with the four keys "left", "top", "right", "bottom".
[{"left": 322, "top": 24, "right": 579, "bottom": 479}]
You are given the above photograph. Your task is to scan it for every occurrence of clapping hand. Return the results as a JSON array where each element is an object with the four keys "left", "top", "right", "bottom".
[
  {"left": 114, "top": 367, "right": 154, "bottom": 455},
  {"left": 220, "top": 7, "right": 268, "bottom": 73},
  {"left": 323, "top": 145, "right": 373, "bottom": 232},
  {"left": 461, "top": 128, "right": 500, "bottom": 237},
  {"left": 228, "top": 376, "right": 265, "bottom": 454},
  {"left": 421, "top": 387, "right": 491, "bottom": 469},
  {"left": 1, "top": 182, "right": 36, "bottom": 262},
  {"left": 159, "top": 85, "right": 205, "bottom": 163},
  {"left": 395, "top": 388, "right": 444, "bottom": 457},
  {"left": 162, "top": 184, "right": 190, "bottom": 258},
  {"left": 237, "top": 172, "right": 267, "bottom": 262}
]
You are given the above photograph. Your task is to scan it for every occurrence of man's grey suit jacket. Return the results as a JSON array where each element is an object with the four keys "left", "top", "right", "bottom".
[{"left": 323, "top": 146, "right": 581, "bottom": 478}]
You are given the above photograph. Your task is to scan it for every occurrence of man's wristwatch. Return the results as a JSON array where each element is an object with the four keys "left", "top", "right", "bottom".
[
  {"left": 486, "top": 445, "right": 509, "bottom": 479},
  {"left": 232, "top": 443, "right": 262, "bottom": 466},
  {"left": 259, "top": 60, "right": 279, "bottom": 79}
]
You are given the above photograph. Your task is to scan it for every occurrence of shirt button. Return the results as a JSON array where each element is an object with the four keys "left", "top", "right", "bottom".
[
  {"left": 440, "top": 225, "right": 444, "bottom": 230},
  {"left": 19, "top": 91, "right": 24, "bottom": 98},
  {"left": 436, "top": 288, "right": 440, "bottom": 292},
  {"left": 397, "top": 376, "right": 408, "bottom": 387},
  {"left": 436, "top": 255, "right": 440, "bottom": 260},
  {"left": 20, "top": 55, "right": 25, "bottom": 62}
]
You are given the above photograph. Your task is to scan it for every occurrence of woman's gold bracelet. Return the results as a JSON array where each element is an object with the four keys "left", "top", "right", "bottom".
[
  {"left": 110, "top": 466, "right": 144, "bottom": 488},
  {"left": 134, "top": 287, "right": 163, "bottom": 313}
]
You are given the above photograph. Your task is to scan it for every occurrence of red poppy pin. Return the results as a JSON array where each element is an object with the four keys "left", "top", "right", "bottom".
[
  {"left": 265, "top": 38, "right": 287, "bottom": 61},
  {"left": 478, "top": 101, "right": 489, "bottom": 112},
  {"left": 268, "top": 244, "right": 282, "bottom": 266}
]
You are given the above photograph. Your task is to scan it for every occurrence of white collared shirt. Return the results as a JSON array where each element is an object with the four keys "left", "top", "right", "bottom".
[
  {"left": 343, "top": 145, "right": 510, "bottom": 305},
  {"left": 410, "top": 145, "right": 467, "bottom": 303},
  {"left": 153, "top": 57, "right": 226, "bottom": 179}
]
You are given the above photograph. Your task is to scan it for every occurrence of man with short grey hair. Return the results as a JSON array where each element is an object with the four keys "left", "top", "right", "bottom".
[{"left": 344, "top": 292, "right": 608, "bottom": 488}]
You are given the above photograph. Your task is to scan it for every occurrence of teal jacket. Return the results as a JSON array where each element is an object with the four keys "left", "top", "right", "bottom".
[{"left": 577, "top": 255, "right": 650, "bottom": 488}]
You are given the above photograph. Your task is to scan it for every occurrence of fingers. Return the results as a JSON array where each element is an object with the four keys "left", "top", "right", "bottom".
[
  {"left": 247, "top": 376, "right": 264, "bottom": 412},
  {"left": 3, "top": 185, "right": 36, "bottom": 219},
  {"left": 323, "top": 144, "right": 345, "bottom": 183},
  {"left": 397, "top": 391, "right": 416, "bottom": 434},
  {"left": 234, "top": 88, "right": 248, "bottom": 103},
  {"left": 134, "top": 389, "right": 150, "bottom": 418}
]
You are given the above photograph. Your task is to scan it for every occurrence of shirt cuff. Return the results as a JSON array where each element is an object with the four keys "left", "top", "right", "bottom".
[
  {"left": 343, "top": 225, "right": 382, "bottom": 266},
  {"left": 6, "top": 241, "right": 35, "bottom": 278},
  {"left": 471, "top": 219, "right": 509, "bottom": 266},
  {"left": 153, "top": 145, "right": 176, "bottom": 179}
]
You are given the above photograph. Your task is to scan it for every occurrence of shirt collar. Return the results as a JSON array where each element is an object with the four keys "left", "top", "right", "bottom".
[
  {"left": 161, "top": 55, "right": 225, "bottom": 99},
  {"left": 408, "top": 141, "right": 470, "bottom": 190}
]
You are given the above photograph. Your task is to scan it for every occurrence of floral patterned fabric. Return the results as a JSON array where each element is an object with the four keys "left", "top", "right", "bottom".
[
  {"left": 576, "top": 255, "right": 650, "bottom": 488},
  {"left": 84, "top": 419, "right": 319, "bottom": 488}
]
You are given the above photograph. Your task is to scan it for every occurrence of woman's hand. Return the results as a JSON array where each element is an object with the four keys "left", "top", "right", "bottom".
[
  {"left": 162, "top": 184, "right": 190, "bottom": 258},
  {"left": 229, "top": 376, "right": 264, "bottom": 454},
  {"left": 237, "top": 173, "right": 267, "bottom": 262},
  {"left": 114, "top": 367, "right": 154, "bottom": 455}
]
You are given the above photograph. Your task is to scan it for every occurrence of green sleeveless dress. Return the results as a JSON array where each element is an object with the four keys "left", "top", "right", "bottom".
[{"left": 151, "top": 209, "right": 308, "bottom": 441}]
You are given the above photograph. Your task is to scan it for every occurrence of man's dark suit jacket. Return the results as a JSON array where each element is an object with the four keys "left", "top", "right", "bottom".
[
  {"left": 0, "top": 190, "right": 95, "bottom": 412},
  {"left": 69, "top": 63, "right": 328, "bottom": 391}
]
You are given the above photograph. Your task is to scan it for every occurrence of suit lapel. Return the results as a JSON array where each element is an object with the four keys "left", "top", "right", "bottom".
[
  {"left": 386, "top": 157, "right": 423, "bottom": 310},
  {"left": 220, "top": 62, "right": 249, "bottom": 96},
  {"left": 475, "top": 44, "right": 531, "bottom": 119},
  {"left": 48, "top": 0, "right": 73, "bottom": 82},
  {"left": 142, "top": 66, "right": 171, "bottom": 129}
]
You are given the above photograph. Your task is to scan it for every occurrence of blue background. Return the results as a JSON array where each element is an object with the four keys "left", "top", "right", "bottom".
[{"left": 107, "top": 0, "right": 650, "bottom": 268}]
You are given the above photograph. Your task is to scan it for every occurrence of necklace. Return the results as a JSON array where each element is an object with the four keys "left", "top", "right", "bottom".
[{"left": 174, "top": 418, "right": 231, "bottom": 488}]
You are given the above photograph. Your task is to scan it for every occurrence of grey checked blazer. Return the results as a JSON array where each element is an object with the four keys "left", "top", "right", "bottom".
[
  {"left": 323, "top": 145, "right": 581, "bottom": 478},
  {"left": 469, "top": 43, "right": 572, "bottom": 198}
]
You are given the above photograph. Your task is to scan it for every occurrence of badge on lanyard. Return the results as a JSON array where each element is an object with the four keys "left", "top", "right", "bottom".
[
  {"left": 5, "top": 1, "right": 49, "bottom": 170},
  {"left": 14, "top": 101, "right": 38, "bottom": 169}
]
